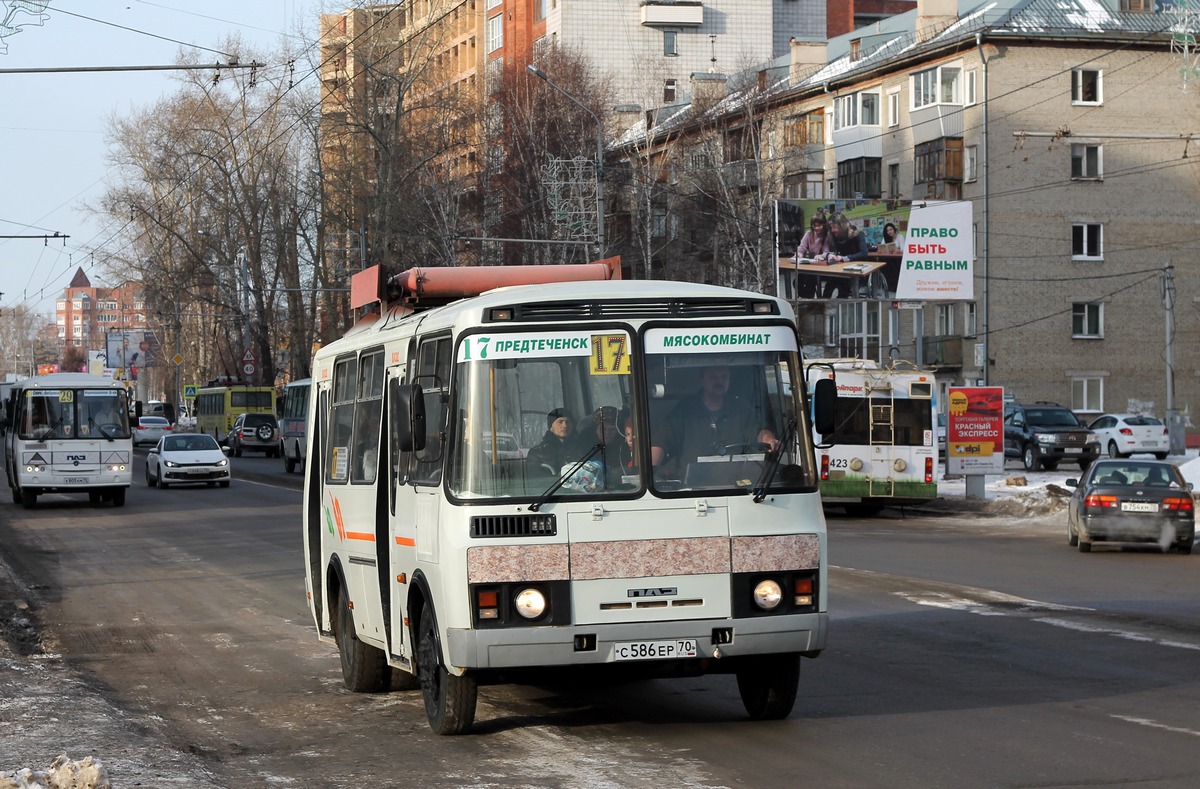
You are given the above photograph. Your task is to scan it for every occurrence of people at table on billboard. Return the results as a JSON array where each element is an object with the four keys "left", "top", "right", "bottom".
[{"left": 793, "top": 210, "right": 831, "bottom": 261}]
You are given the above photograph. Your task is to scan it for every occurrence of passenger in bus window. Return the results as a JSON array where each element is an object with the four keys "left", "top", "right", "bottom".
[
  {"left": 650, "top": 366, "right": 778, "bottom": 474},
  {"left": 526, "top": 408, "right": 580, "bottom": 474}
]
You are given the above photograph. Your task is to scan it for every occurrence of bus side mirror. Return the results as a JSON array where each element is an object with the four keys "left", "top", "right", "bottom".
[
  {"left": 812, "top": 378, "right": 836, "bottom": 437},
  {"left": 391, "top": 380, "right": 427, "bottom": 452}
]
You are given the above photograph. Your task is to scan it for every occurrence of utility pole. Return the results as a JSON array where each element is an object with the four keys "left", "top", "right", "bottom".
[{"left": 1163, "top": 262, "right": 1184, "bottom": 455}]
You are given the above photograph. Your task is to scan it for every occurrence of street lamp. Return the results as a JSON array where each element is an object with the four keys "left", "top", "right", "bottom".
[{"left": 526, "top": 63, "right": 605, "bottom": 256}]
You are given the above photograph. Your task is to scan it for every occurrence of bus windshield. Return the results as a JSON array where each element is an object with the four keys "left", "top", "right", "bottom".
[
  {"left": 20, "top": 388, "right": 131, "bottom": 440},
  {"left": 643, "top": 326, "right": 813, "bottom": 495},
  {"left": 444, "top": 325, "right": 815, "bottom": 500},
  {"left": 446, "top": 330, "right": 636, "bottom": 500}
]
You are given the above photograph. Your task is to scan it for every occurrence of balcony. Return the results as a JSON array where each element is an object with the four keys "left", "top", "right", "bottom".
[
  {"left": 922, "top": 335, "right": 965, "bottom": 368},
  {"left": 641, "top": 2, "right": 704, "bottom": 26},
  {"left": 722, "top": 160, "right": 759, "bottom": 189}
]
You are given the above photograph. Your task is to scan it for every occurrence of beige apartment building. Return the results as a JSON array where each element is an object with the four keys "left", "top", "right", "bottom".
[{"left": 613, "top": 0, "right": 1200, "bottom": 422}]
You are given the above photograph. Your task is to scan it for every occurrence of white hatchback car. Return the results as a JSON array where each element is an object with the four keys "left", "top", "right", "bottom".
[
  {"left": 1086, "top": 413, "right": 1169, "bottom": 460},
  {"left": 146, "top": 433, "right": 231, "bottom": 488}
]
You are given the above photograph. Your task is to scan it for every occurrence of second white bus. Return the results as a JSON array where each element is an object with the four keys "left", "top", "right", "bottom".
[{"left": 2, "top": 373, "right": 133, "bottom": 508}]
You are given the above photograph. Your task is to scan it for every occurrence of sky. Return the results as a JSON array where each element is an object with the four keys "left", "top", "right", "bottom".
[{"left": 0, "top": 0, "right": 320, "bottom": 319}]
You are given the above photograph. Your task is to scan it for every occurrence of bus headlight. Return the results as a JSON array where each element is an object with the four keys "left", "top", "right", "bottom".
[
  {"left": 513, "top": 588, "right": 547, "bottom": 620},
  {"left": 106, "top": 464, "right": 126, "bottom": 472},
  {"left": 25, "top": 465, "right": 44, "bottom": 473},
  {"left": 753, "top": 579, "right": 783, "bottom": 610}
]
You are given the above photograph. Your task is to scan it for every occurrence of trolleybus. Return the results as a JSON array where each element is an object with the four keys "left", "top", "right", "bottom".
[
  {"left": 2, "top": 373, "right": 133, "bottom": 508},
  {"left": 805, "top": 358, "right": 937, "bottom": 515},
  {"left": 195, "top": 381, "right": 276, "bottom": 440},
  {"left": 279, "top": 377, "right": 311, "bottom": 473},
  {"left": 302, "top": 261, "right": 836, "bottom": 734}
]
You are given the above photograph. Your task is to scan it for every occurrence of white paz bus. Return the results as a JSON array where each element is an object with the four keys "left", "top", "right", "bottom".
[
  {"left": 2, "top": 373, "right": 133, "bottom": 508},
  {"left": 302, "top": 261, "right": 836, "bottom": 734},
  {"left": 805, "top": 358, "right": 938, "bottom": 515}
]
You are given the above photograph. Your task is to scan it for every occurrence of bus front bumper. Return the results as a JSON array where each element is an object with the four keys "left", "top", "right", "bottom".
[{"left": 446, "top": 611, "right": 827, "bottom": 670}]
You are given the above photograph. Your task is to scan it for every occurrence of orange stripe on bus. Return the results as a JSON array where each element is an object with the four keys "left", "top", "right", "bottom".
[
  {"left": 346, "top": 531, "right": 375, "bottom": 542},
  {"left": 395, "top": 536, "right": 416, "bottom": 546}
]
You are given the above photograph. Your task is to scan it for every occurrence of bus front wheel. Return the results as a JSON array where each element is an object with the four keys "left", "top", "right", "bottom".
[
  {"left": 736, "top": 653, "right": 800, "bottom": 720},
  {"left": 111, "top": 487, "right": 126, "bottom": 507},
  {"left": 335, "top": 584, "right": 386, "bottom": 693},
  {"left": 20, "top": 489, "right": 37, "bottom": 509},
  {"left": 417, "top": 605, "right": 477, "bottom": 735}
]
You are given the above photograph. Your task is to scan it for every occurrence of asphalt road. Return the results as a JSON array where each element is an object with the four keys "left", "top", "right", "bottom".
[{"left": 2, "top": 453, "right": 1199, "bottom": 787}]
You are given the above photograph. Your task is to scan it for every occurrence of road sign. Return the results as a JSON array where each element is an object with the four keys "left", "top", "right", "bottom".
[
  {"left": 183, "top": 385, "right": 198, "bottom": 399},
  {"left": 172, "top": 353, "right": 184, "bottom": 366},
  {"left": 243, "top": 362, "right": 256, "bottom": 377},
  {"left": 242, "top": 348, "right": 255, "bottom": 363}
]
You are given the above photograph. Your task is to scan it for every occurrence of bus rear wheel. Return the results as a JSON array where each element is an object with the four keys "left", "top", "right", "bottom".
[
  {"left": 417, "top": 605, "right": 476, "bottom": 735},
  {"left": 736, "top": 653, "right": 801, "bottom": 720},
  {"left": 335, "top": 585, "right": 386, "bottom": 693}
]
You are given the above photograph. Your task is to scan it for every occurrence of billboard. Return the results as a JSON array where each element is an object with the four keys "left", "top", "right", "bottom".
[
  {"left": 104, "top": 330, "right": 162, "bottom": 381},
  {"left": 774, "top": 198, "right": 974, "bottom": 302},
  {"left": 947, "top": 386, "right": 1005, "bottom": 475}
]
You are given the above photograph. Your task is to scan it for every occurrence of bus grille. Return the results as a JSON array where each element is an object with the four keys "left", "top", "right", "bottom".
[
  {"left": 470, "top": 514, "right": 558, "bottom": 538},
  {"left": 503, "top": 298, "right": 777, "bottom": 322}
]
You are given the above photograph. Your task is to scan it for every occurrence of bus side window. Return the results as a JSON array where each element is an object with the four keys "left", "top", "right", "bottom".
[
  {"left": 327, "top": 356, "right": 358, "bottom": 483},
  {"left": 352, "top": 350, "right": 384, "bottom": 484},
  {"left": 410, "top": 335, "right": 450, "bottom": 486}
]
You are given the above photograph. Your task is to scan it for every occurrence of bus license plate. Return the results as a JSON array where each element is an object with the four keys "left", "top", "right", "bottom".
[
  {"left": 63, "top": 477, "right": 89, "bottom": 484},
  {"left": 614, "top": 639, "right": 698, "bottom": 661}
]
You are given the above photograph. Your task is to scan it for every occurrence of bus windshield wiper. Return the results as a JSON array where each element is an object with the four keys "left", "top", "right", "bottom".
[
  {"left": 752, "top": 417, "right": 797, "bottom": 504},
  {"left": 89, "top": 417, "right": 116, "bottom": 441},
  {"left": 529, "top": 442, "right": 603, "bottom": 512}
]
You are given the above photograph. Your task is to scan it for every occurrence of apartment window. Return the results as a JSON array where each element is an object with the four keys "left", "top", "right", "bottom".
[
  {"left": 888, "top": 162, "right": 900, "bottom": 197},
  {"left": 783, "top": 171, "right": 825, "bottom": 199},
  {"left": 1071, "top": 69, "right": 1103, "bottom": 105},
  {"left": 935, "top": 304, "right": 954, "bottom": 336},
  {"left": 887, "top": 88, "right": 900, "bottom": 127},
  {"left": 965, "top": 302, "right": 977, "bottom": 336},
  {"left": 664, "top": 30, "right": 678, "bottom": 56},
  {"left": 914, "top": 137, "right": 963, "bottom": 183},
  {"left": 964, "top": 69, "right": 977, "bottom": 106},
  {"left": 964, "top": 145, "right": 978, "bottom": 182},
  {"left": 486, "top": 13, "right": 503, "bottom": 53},
  {"left": 664, "top": 79, "right": 677, "bottom": 102},
  {"left": 782, "top": 109, "right": 824, "bottom": 147},
  {"left": 725, "top": 123, "right": 759, "bottom": 163},
  {"left": 1072, "top": 377, "right": 1103, "bottom": 413},
  {"left": 651, "top": 205, "right": 668, "bottom": 238},
  {"left": 1071, "top": 144, "right": 1102, "bottom": 179},
  {"left": 837, "top": 157, "right": 882, "bottom": 198},
  {"left": 832, "top": 90, "right": 880, "bottom": 131},
  {"left": 1072, "top": 302, "right": 1103, "bottom": 338},
  {"left": 1072, "top": 223, "right": 1103, "bottom": 260},
  {"left": 486, "top": 0, "right": 501, "bottom": 8},
  {"left": 911, "top": 64, "right": 962, "bottom": 109},
  {"left": 1121, "top": 0, "right": 1151, "bottom": 11}
]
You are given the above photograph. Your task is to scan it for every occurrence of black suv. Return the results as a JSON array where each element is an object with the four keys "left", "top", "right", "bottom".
[{"left": 1003, "top": 401, "right": 1100, "bottom": 471}]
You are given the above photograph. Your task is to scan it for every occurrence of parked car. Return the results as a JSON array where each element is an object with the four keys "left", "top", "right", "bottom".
[
  {"left": 1003, "top": 401, "right": 1100, "bottom": 471},
  {"left": 134, "top": 415, "right": 172, "bottom": 447},
  {"left": 1065, "top": 459, "right": 1194, "bottom": 554},
  {"left": 225, "top": 412, "right": 279, "bottom": 457},
  {"left": 1086, "top": 413, "right": 1169, "bottom": 460},
  {"left": 146, "top": 433, "right": 231, "bottom": 489}
]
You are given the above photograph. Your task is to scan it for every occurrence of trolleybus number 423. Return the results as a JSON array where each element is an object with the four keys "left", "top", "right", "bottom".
[{"left": 614, "top": 639, "right": 699, "bottom": 660}]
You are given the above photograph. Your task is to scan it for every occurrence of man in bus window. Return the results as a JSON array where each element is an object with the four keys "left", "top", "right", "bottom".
[
  {"left": 527, "top": 408, "right": 582, "bottom": 474},
  {"left": 651, "top": 366, "right": 778, "bottom": 475}
]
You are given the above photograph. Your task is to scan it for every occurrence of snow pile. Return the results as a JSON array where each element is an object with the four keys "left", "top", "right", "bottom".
[{"left": 0, "top": 756, "right": 110, "bottom": 789}]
